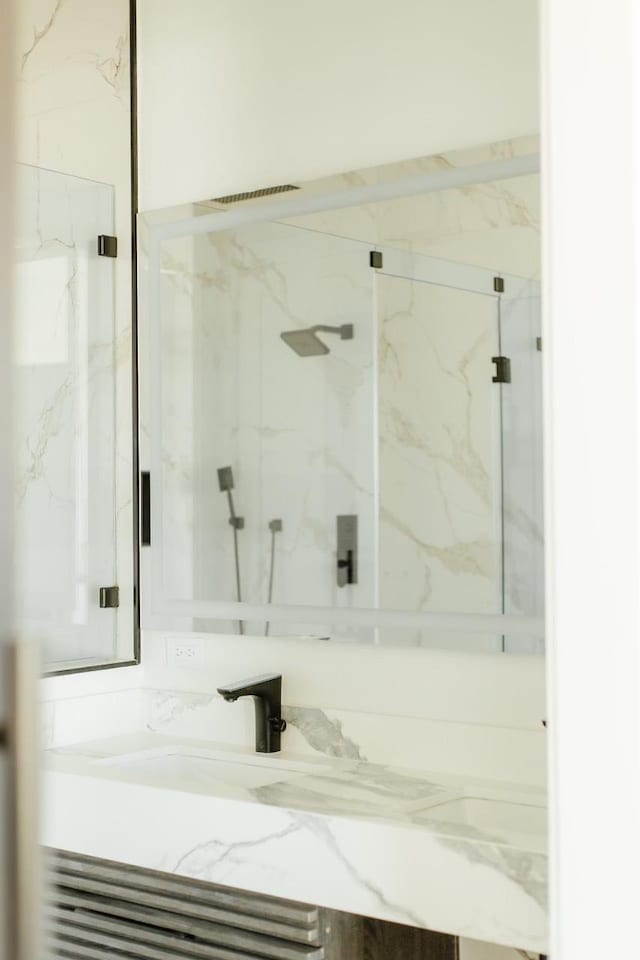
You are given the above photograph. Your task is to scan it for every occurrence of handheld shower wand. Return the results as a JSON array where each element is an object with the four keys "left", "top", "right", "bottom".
[{"left": 217, "top": 466, "right": 244, "bottom": 635}]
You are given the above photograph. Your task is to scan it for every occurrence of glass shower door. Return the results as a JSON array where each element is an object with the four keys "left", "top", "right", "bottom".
[
  {"left": 499, "top": 286, "right": 544, "bottom": 653},
  {"left": 14, "top": 164, "right": 118, "bottom": 668},
  {"left": 375, "top": 262, "right": 504, "bottom": 651},
  {"left": 151, "top": 220, "right": 377, "bottom": 635}
]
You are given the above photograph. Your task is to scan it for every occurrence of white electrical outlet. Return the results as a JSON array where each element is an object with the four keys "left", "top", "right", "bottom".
[{"left": 166, "top": 639, "right": 202, "bottom": 667}]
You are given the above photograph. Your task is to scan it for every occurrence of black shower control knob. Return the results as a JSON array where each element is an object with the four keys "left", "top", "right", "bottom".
[{"left": 269, "top": 717, "right": 287, "bottom": 733}]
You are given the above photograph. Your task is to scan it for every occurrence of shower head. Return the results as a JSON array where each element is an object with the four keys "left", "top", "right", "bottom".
[
  {"left": 280, "top": 324, "right": 354, "bottom": 357},
  {"left": 281, "top": 328, "right": 329, "bottom": 357},
  {"left": 217, "top": 466, "right": 235, "bottom": 492}
]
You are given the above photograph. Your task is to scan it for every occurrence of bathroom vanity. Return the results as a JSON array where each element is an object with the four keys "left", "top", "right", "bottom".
[
  {"left": 43, "top": 731, "right": 547, "bottom": 955},
  {"left": 30, "top": 134, "right": 547, "bottom": 960}
]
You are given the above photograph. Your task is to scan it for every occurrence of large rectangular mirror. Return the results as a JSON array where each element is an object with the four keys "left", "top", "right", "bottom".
[{"left": 140, "top": 136, "right": 543, "bottom": 652}]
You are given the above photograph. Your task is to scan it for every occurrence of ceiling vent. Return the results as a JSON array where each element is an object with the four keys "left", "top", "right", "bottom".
[{"left": 209, "top": 184, "right": 299, "bottom": 204}]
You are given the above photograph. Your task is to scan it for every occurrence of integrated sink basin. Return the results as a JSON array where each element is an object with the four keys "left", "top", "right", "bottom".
[
  {"left": 87, "top": 741, "right": 546, "bottom": 851},
  {"left": 95, "top": 745, "right": 332, "bottom": 790}
]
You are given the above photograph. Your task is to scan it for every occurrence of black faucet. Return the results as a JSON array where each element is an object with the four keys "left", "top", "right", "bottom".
[{"left": 216, "top": 673, "right": 287, "bottom": 754}]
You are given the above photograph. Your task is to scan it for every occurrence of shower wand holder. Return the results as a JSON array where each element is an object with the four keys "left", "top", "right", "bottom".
[{"left": 229, "top": 516, "right": 245, "bottom": 530}]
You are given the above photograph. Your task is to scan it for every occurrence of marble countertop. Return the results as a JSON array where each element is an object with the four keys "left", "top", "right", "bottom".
[{"left": 42, "top": 732, "right": 547, "bottom": 952}]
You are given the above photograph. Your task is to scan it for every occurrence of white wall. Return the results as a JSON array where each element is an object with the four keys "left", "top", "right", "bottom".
[
  {"left": 0, "top": 0, "right": 14, "bottom": 955},
  {"left": 543, "top": 1, "right": 640, "bottom": 958},
  {"left": 137, "top": 0, "right": 539, "bottom": 210}
]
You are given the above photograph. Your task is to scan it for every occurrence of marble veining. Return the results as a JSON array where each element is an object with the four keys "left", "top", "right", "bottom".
[
  {"left": 289, "top": 811, "right": 428, "bottom": 929},
  {"left": 154, "top": 220, "right": 377, "bottom": 636},
  {"left": 283, "top": 706, "right": 365, "bottom": 760},
  {"left": 17, "top": 0, "right": 135, "bottom": 665},
  {"left": 143, "top": 137, "right": 542, "bottom": 652},
  {"left": 19, "top": 0, "right": 65, "bottom": 74},
  {"left": 147, "top": 689, "right": 218, "bottom": 729}
]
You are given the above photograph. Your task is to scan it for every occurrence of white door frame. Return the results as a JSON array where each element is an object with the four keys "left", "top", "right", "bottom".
[
  {"left": 543, "top": 1, "right": 640, "bottom": 957},
  {"left": 0, "top": 0, "right": 14, "bottom": 956}
]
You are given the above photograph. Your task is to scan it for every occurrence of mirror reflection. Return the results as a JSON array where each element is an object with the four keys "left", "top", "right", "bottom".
[{"left": 143, "top": 136, "right": 543, "bottom": 652}]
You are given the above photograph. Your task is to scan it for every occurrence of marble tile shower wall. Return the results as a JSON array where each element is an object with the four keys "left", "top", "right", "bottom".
[
  {"left": 287, "top": 138, "right": 542, "bottom": 651},
  {"left": 376, "top": 273, "right": 501, "bottom": 647},
  {"left": 15, "top": 0, "right": 133, "bottom": 663},
  {"left": 158, "top": 222, "right": 378, "bottom": 638}
]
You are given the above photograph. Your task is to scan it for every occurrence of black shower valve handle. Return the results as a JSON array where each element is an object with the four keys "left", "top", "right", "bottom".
[{"left": 337, "top": 549, "right": 355, "bottom": 584}]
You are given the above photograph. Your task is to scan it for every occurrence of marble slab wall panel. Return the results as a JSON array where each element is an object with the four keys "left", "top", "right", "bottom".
[
  {"left": 284, "top": 141, "right": 542, "bottom": 650},
  {"left": 40, "top": 688, "right": 144, "bottom": 750},
  {"left": 158, "top": 235, "right": 198, "bottom": 606},
  {"left": 142, "top": 687, "right": 546, "bottom": 786},
  {"left": 376, "top": 273, "right": 502, "bottom": 650},
  {"left": 143, "top": 632, "right": 546, "bottom": 727},
  {"left": 16, "top": 0, "right": 133, "bottom": 662},
  {"left": 156, "top": 221, "right": 377, "bottom": 637},
  {"left": 373, "top": 173, "right": 540, "bottom": 279},
  {"left": 141, "top": 631, "right": 547, "bottom": 787},
  {"left": 281, "top": 135, "right": 539, "bottom": 262}
]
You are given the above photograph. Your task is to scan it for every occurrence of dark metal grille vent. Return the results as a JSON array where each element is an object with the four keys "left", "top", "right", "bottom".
[
  {"left": 210, "top": 184, "right": 299, "bottom": 204},
  {"left": 44, "top": 848, "right": 324, "bottom": 960}
]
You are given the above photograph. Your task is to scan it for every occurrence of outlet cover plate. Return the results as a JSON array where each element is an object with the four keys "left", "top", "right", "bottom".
[{"left": 166, "top": 639, "right": 203, "bottom": 668}]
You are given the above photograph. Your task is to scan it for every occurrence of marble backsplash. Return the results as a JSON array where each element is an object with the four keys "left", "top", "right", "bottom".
[
  {"left": 40, "top": 683, "right": 545, "bottom": 788},
  {"left": 41, "top": 630, "right": 546, "bottom": 787}
]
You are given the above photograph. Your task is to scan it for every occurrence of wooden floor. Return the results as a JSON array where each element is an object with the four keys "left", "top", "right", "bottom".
[{"left": 322, "top": 910, "right": 457, "bottom": 960}]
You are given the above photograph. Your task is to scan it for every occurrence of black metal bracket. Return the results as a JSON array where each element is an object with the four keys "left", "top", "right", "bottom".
[
  {"left": 492, "top": 355, "right": 511, "bottom": 384},
  {"left": 99, "top": 586, "right": 120, "bottom": 609},
  {"left": 493, "top": 276, "right": 504, "bottom": 293},
  {"left": 370, "top": 250, "right": 383, "bottom": 269},
  {"left": 98, "top": 235, "right": 118, "bottom": 258}
]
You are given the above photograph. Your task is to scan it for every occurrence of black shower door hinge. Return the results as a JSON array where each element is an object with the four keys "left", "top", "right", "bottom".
[
  {"left": 493, "top": 276, "right": 505, "bottom": 292},
  {"left": 369, "top": 250, "right": 383, "bottom": 269},
  {"left": 492, "top": 356, "right": 511, "bottom": 383},
  {"left": 99, "top": 585, "right": 120, "bottom": 608},
  {"left": 98, "top": 235, "right": 118, "bottom": 258}
]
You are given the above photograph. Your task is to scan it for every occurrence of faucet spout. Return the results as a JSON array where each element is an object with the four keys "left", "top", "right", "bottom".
[{"left": 216, "top": 673, "right": 286, "bottom": 753}]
